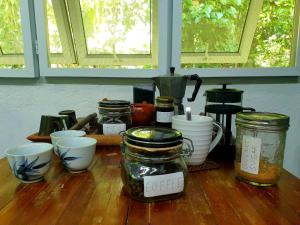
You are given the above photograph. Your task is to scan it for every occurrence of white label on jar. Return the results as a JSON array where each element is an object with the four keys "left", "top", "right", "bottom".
[
  {"left": 103, "top": 123, "right": 126, "bottom": 135},
  {"left": 156, "top": 111, "right": 174, "bottom": 123},
  {"left": 241, "top": 135, "right": 262, "bottom": 175},
  {"left": 143, "top": 172, "right": 184, "bottom": 197}
]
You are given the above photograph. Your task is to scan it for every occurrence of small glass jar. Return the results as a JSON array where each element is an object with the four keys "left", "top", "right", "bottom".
[
  {"left": 121, "top": 127, "right": 192, "bottom": 202},
  {"left": 155, "top": 96, "right": 174, "bottom": 128},
  {"left": 235, "top": 112, "right": 289, "bottom": 186},
  {"left": 98, "top": 100, "right": 132, "bottom": 135}
]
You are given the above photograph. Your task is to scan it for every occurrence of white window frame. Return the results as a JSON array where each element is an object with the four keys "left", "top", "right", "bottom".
[
  {"left": 66, "top": 0, "right": 158, "bottom": 67},
  {"left": 49, "top": 0, "right": 76, "bottom": 64},
  {"left": 35, "top": 0, "right": 171, "bottom": 77},
  {"left": 172, "top": 0, "right": 300, "bottom": 77},
  {"left": 0, "top": 0, "right": 38, "bottom": 78}
]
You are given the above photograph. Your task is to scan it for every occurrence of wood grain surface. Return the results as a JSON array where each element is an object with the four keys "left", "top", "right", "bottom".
[{"left": 0, "top": 146, "right": 299, "bottom": 225}]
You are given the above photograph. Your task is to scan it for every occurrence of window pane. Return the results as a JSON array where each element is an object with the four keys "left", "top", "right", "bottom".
[
  {"left": 47, "top": 0, "right": 63, "bottom": 53},
  {"left": 182, "top": 0, "right": 250, "bottom": 53},
  {"left": 0, "top": 0, "right": 24, "bottom": 68},
  {"left": 80, "top": 0, "right": 151, "bottom": 55},
  {"left": 181, "top": 0, "right": 296, "bottom": 68}
]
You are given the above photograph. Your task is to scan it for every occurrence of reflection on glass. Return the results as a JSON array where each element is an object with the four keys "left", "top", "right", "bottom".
[
  {"left": 181, "top": 0, "right": 296, "bottom": 68},
  {"left": 47, "top": 0, "right": 63, "bottom": 53},
  {"left": 182, "top": 0, "right": 250, "bottom": 53},
  {"left": 80, "top": 0, "right": 151, "bottom": 55},
  {"left": 0, "top": 0, "right": 23, "bottom": 54}
]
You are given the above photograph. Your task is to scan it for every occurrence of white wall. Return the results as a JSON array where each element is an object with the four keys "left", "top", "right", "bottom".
[{"left": 0, "top": 81, "right": 299, "bottom": 178}]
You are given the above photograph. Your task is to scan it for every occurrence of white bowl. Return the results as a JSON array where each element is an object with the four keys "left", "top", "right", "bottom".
[
  {"left": 50, "top": 130, "right": 86, "bottom": 155},
  {"left": 5, "top": 142, "right": 53, "bottom": 183},
  {"left": 56, "top": 137, "right": 96, "bottom": 173},
  {"left": 172, "top": 124, "right": 213, "bottom": 132}
]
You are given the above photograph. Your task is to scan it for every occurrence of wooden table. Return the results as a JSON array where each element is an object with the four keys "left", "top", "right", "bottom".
[{"left": 0, "top": 146, "right": 299, "bottom": 225}]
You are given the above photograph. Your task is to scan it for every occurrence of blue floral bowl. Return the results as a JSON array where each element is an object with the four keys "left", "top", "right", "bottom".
[
  {"left": 56, "top": 137, "right": 96, "bottom": 173},
  {"left": 5, "top": 143, "right": 53, "bottom": 183}
]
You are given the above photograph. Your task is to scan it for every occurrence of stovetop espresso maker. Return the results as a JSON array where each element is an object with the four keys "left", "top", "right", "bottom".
[{"left": 153, "top": 67, "right": 202, "bottom": 115}]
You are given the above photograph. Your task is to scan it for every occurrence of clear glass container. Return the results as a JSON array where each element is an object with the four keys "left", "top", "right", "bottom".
[
  {"left": 235, "top": 112, "right": 289, "bottom": 186},
  {"left": 121, "top": 127, "right": 192, "bottom": 202},
  {"left": 155, "top": 96, "right": 174, "bottom": 128},
  {"left": 98, "top": 100, "right": 132, "bottom": 135}
]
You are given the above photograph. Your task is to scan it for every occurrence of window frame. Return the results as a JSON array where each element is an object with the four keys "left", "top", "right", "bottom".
[
  {"left": 35, "top": 0, "right": 171, "bottom": 77},
  {"left": 0, "top": 0, "right": 38, "bottom": 78},
  {"left": 171, "top": 0, "right": 300, "bottom": 77}
]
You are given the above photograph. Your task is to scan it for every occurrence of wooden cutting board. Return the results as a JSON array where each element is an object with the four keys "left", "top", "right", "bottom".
[{"left": 27, "top": 133, "right": 122, "bottom": 146}]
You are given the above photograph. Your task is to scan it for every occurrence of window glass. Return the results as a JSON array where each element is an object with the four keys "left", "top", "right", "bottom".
[
  {"left": 0, "top": 0, "right": 24, "bottom": 68},
  {"left": 181, "top": 0, "right": 296, "bottom": 68},
  {"left": 46, "top": 0, "right": 157, "bottom": 69},
  {"left": 81, "top": 0, "right": 151, "bottom": 55},
  {"left": 182, "top": 0, "right": 250, "bottom": 53}
]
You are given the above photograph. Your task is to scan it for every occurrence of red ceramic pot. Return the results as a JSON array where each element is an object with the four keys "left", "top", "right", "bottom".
[{"left": 131, "top": 102, "right": 155, "bottom": 126}]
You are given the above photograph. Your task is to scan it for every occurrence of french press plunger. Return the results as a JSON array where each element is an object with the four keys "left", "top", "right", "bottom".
[{"left": 204, "top": 84, "right": 255, "bottom": 148}]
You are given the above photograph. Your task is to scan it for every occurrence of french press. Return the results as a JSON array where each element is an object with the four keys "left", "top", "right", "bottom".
[{"left": 204, "top": 84, "right": 255, "bottom": 148}]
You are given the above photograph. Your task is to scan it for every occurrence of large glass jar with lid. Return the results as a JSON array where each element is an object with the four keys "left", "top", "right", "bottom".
[
  {"left": 121, "top": 127, "right": 193, "bottom": 202},
  {"left": 235, "top": 112, "right": 289, "bottom": 186},
  {"left": 98, "top": 99, "right": 132, "bottom": 135}
]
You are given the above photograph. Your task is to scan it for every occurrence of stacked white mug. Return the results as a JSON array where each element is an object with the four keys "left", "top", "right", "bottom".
[{"left": 172, "top": 114, "right": 223, "bottom": 165}]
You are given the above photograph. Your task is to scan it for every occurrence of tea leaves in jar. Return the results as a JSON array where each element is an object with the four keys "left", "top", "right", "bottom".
[{"left": 121, "top": 153, "right": 187, "bottom": 202}]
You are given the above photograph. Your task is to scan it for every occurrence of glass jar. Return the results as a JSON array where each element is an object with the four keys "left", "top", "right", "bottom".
[
  {"left": 98, "top": 100, "right": 132, "bottom": 135},
  {"left": 155, "top": 96, "right": 174, "bottom": 128},
  {"left": 121, "top": 127, "right": 192, "bottom": 202},
  {"left": 235, "top": 112, "right": 289, "bottom": 186}
]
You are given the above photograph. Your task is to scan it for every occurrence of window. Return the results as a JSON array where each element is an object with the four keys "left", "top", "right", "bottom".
[
  {"left": 35, "top": 0, "right": 169, "bottom": 77},
  {"left": 1, "top": 0, "right": 300, "bottom": 77},
  {"left": 0, "top": 0, "right": 37, "bottom": 77},
  {"left": 172, "top": 0, "right": 300, "bottom": 77}
]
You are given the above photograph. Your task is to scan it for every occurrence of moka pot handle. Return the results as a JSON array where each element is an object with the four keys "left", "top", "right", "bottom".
[{"left": 187, "top": 74, "right": 202, "bottom": 102}]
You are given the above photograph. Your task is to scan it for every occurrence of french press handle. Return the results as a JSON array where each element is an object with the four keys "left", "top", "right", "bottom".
[{"left": 187, "top": 74, "right": 202, "bottom": 102}]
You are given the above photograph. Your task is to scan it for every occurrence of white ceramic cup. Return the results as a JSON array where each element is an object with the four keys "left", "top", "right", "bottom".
[
  {"left": 56, "top": 137, "right": 96, "bottom": 173},
  {"left": 172, "top": 115, "right": 223, "bottom": 165},
  {"left": 5, "top": 142, "right": 53, "bottom": 183},
  {"left": 50, "top": 130, "right": 86, "bottom": 155}
]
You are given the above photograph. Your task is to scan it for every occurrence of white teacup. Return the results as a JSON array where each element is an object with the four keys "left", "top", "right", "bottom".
[
  {"left": 50, "top": 130, "right": 86, "bottom": 155},
  {"left": 5, "top": 142, "right": 53, "bottom": 183},
  {"left": 56, "top": 137, "right": 96, "bottom": 173},
  {"left": 172, "top": 115, "right": 223, "bottom": 165}
]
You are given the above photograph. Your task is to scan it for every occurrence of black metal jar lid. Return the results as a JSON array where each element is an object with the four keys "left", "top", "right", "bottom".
[
  {"left": 124, "top": 126, "right": 182, "bottom": 148},
  {"left": 205, "top": 84, "right": 243, "bottom": 103},
  {"left": 98, "top": 99, "right": 130, "bottom": 108}
]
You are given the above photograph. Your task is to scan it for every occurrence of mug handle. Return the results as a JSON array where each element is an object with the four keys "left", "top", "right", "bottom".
[{"left": 208, "top": 122, "right": 223, "bottom": 153}]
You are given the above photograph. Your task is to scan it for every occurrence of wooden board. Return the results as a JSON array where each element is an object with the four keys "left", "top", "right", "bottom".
[{"left": 27, "top": 133, "right": 122, "bottom": 146}]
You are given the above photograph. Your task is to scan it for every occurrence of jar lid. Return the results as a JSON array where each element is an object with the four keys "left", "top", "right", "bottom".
[
  {"left": 98, "top": 99, "right": 130, "bottom": 108},
  {"left": 156, "top": 96, "right": 174, "bottom": 103},
  {"left": 124, "top": 126, "right": 182, "bottom": 148},
  {"left": 236, "top": 112, "right": 290, "bottom": 130},
  {"left": 205, "top": 84, "right": 243, "bottom": 103}
]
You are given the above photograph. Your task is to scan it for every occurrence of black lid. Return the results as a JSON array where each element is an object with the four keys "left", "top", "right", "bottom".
[
  {"left": 125, "top": 126, "right": 182, "bottom": 148},
  {"left": 98, "top": 100, "right": 130, "bottom": 107},
  {"left": 205, "top": 84, "right": 243, "bottom": 103}
]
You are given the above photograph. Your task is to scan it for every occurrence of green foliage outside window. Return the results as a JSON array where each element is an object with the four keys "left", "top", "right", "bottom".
[{"left": 182, "top": 0, "right": 295, "bottom": 68}]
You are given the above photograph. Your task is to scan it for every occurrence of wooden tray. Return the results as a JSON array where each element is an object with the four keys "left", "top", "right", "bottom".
[{"left": 27, "top": 133, "right": 122, "bottom": 146}]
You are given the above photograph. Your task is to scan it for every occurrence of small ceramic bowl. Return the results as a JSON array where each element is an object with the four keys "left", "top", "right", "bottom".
[
  {"left": 56, "top": 137, "right": 96, "bottom": 173},
  {"left": 5, "top": 142, "right": 53, "bottom": 183},
  {"left": 50, "top": 130, "right": 86, "bottom": 155}
]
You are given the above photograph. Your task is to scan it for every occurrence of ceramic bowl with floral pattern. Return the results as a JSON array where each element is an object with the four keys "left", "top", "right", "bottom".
[{"left": 5, "top": 142, "right": 53, "bottom": 183}]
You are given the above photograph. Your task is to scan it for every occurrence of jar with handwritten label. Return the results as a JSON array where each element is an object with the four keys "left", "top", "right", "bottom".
[
  {"left": 155, "top": 96, "right": 174, "bottom": 128},
  {"left": 120, "top": 127, "right": 193, "bottom": 202},
  {"left": 98, "top": 100, "right": 132, "bottom": 135},
  {"left": 235, "top": 112, "right": 289, "bottom": 186}
]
